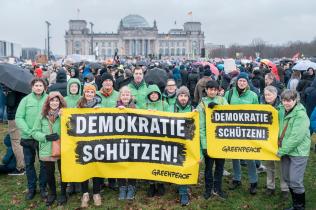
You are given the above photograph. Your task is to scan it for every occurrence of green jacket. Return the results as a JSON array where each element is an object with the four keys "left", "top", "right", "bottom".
[
  {"left": 32, "top": 115, "right": 61, "bottom": 158},
  {"left": 64, "top": 78, "right": 82, "bottom": 108},
  {"left": 224, "top": 87, "right": 258, "bottom": 105},
  {"left": 278, "top": 103, "right": 311, "bottom": 157},
  {"left": 170, "top": 102, "right": 193, "bottom": 113},
  {"left": 16, "top": 92, "right": 48, "bottom": 139},
  {"left": 97, "top": 89, "right": 119, "bottom": 108},
  {"left": 128, "top": 80, "right": 148, "bottom": 109},
  {"left": 162, "top": 91, "right": 177, "bottom": 110},
  {"left": 145, "top": 85, "right": 169, "bottom": 111},
  {"left": 197, "top": 96, "right": 228, "bottom": 150}
]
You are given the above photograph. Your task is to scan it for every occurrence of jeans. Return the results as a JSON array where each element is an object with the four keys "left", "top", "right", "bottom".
[
  {"left": 22, "top": 142, "right": 47, "bottom": 191},
  {"left": 117, "top": 179, "right": 136, "bottom": 187},
  {"left": 178, "top": 185, "right": 188, "bottom": 195},
  {"left": 204, "top": 154, "right": 225, "bottom": 193},
  {"left": 0, "top": 86, "right": 6, "bottom": 121},
  {"left": 232, "top": 159, "right": 257, "bottom": 184}
]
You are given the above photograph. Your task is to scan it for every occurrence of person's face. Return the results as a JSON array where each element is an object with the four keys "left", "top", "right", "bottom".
[
  {"left": 84, "top": 90, "right": 95, "bottom": 101},
  {"left": 264, "top": 90, "right": 277, "bottom": 104},
  {"left": 178, "top": 94, "right": 189, "bottom": 106},
  {"left": 166, "top": 81, "right": 177, "bottom": 94},
  {"left": 149, "top": 92, "right": 159, "bottom": 101},
  {"left": 237, "top": 78, "right": 248, "bottom": 90},
  {"left": 49, "top": 97, "right": 60, "bottom": 110},
  {"left": 32, "top": 81, "right": 45, "bottom": 95},
  {"left": 69, "top": 83, "right": 79, "bottom": 95},
  {"left": 120, "top": 90, "right": 132, "bottom": 105},
  {"left": 282, "top": 99, "right": 296, "bottom": 111},
  {"left": 265, "top": 75, "right": 273, "bottom": 86},
  {"left": 206, "top": 87, "right": 218, "bottom": 98},
  {"left": 102, "top": 79, "right": 113, "bottom": 90},
  {"left": 133, "top": 69, "right": 143, "bottom": 83},
  {"left": 308, "top": 68, "right": 314, "bottom": 75}
]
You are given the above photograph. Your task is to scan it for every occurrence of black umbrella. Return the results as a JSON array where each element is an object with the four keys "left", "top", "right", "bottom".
[
  {"left": 145, "top": 67, "right": 168, "bottom": 90},
  {"left": 0, "top": 63, "right": 34, "bottom": 94}
]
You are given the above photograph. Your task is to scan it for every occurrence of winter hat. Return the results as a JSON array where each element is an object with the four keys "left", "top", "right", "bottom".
[
  {"left": 204, "top": 69, "right": 212, "bottom": 77},
  {"left": 34, "top": 68, "right": 43, "bottom": 78},
  {"left": 84, "top": 73, "right": 95, "bottom": 82},
  {"left": 206, "top": 80, "right": 219, "bottom": 89},
  {"left": 237, "top": 72, "right": 249, "bottom": 82},
  {"left": 176, "top": 86, "right": 190, "bottom": 97},
  {"left": 101, "top": 72, "right": 114, "bottom": 83},
  {"left": 83, "top": 84, "right": 96, "bottom": 93}
]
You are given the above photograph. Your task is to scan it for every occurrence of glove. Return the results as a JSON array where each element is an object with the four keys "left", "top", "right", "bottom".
[
  {"left": 45, "top": 133, "right": 60, "bottom": 141},
  {"left": 202, "top": 149, "right": 208, "bottom": 157},
  {"left": 208, "top": 102, "right": 218, "bottom": 109}
]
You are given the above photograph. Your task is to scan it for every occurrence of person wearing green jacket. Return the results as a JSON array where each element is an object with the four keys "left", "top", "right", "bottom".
[
  {"left": 162, "top": 79, "right": 177, "bottom": 110},
  {"left": 32, "top": 91, "right": 68, "bottom": 206},
  {"left": 197, "top": 80, "right": 228, "bottom": 200},
  {"left": 146, "top": 84, "right": 169, "bottom": 197},
  {"left": 15, "top": 78, "right": 48, "bottom": 200},
  {"left": 64, "top": 78, "right": 82, "bottom": 108},
  {"left": 128, "top": 67, "right": 148, "bottom": 109},
  {"left": 224, "top": 72, "right": 259, "bottom": 195},
  {"left": 278, "top": 90, "right": 310, "bottom": 210},
  {"left": 97, "top": 73, "right": 119, "bottom": 108}
]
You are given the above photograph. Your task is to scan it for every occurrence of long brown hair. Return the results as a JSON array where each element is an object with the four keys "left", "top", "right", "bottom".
[{"left": 42, "top": 91, "right": 67, "bottom": 116}]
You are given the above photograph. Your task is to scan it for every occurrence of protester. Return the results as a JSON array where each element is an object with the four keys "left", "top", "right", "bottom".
[
  {"left": 128, "top": 67, "right": 148, "bottom": 109},
  {"left": 287, "top": 71, "right": 301, "bottom": 90},
  {"left": 162, "top": 79, "right": 177, "bottom": 109},
  {"left": 15, "top": 78, "right": 48, "bottom": 200},
  {"left": 265, "top": 73, "right": 284, "bottom": 95},
  {"left": 32, "top": 91, "right": 67, "bottom": 206},
  {"left": 97, "top": 73, "right": 119, "bottom": 107},
  {"left": 47, "top": 69, "right": 68, "bottom": 96},
  {"left": 116, "top": 86, "right": 137, "bottom": 200},
  {"left": 64, "top": 78, "right": 82, "bottom": 108},
  {"left": 77, "top": 84, "right": 103, "bottom": 208},
  {"left": 0, "top": 134, "right": 16, "bottom": 174},
  {"left": 278, "top": 89, "right": 311, "bottom": 210},
  {"left": 303, "top": 77, "right": 316, "bottom": 117},
  {"left": 194, "top": 66, "right": 213, "bottom": 105}
]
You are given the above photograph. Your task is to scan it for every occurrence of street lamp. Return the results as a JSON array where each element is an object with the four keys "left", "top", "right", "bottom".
[
  {"left": 89, "top": 22, "right": 94, "bottom": 55},
  {"left": 45, "top": 21, "right": 51, "bottom": 60}
]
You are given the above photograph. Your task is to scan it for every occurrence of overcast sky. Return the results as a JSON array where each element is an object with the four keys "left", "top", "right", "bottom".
[{"left": 1, "top": 0, "right": 316, "bottom": 55}]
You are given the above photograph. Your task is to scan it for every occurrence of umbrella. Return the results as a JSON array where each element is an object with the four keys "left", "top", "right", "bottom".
[
  {"left": 145, "top": 67, "right": 168, "bottom": 88},
  {"left": 292, "top": 60, "right": 316, "bottom": 71},
  {"left": 0, "top": 63, "right": 34, "bottom": 94},
  {"left": 89, "top": 62, "right": 102, "bottom": 70}
]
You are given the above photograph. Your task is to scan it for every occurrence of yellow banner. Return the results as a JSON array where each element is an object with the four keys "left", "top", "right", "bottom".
[
  {"left": 61, "top": 108, "right": 200, "bottom": 184},
  {"left": 206, "top": 104, "right": 279, "bottom": 160}
]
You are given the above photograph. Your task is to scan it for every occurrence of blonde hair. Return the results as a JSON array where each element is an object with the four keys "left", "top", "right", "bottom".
[{"left": 119, "top": 86, "right": 132, "bottom": 96}]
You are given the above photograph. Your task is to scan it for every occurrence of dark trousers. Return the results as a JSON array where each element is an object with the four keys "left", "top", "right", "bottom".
[
  {"left": 44, "top": 160, "right": 67, "bottom": 196},
  {"left": 204, "top": 154, "right": 225, "bottom": 193},
  {"left": 22, "top": 142, "right": 46, "bottom": 191},
  {"left": 117, "top": 179, "right": 136, "bottom": 187},
  {"left": 81, "top": 178, "right": 102, "bottom": 194}
]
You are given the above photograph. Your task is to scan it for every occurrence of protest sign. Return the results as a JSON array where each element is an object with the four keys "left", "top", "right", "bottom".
[
  {"left": 206, "top": 104, "right": 279, "bottom": 160},
  {"left": 61, "top": 108, "right": 200, "bottom": 184}
]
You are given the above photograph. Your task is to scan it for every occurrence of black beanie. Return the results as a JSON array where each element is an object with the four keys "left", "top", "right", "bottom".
[
  {"left": 101, "top": 72, "right": 114, "bottom": 83},
  {"left": 204, "top": 69, "right": 212, "bottom": 76},
  {"left": 206, "top": 80, "right": 219, "bottom": 89}
]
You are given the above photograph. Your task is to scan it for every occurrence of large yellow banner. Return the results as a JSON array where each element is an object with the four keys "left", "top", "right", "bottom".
[
  {"left": 61, "top": 108, "right": 200, "bottom": 184},
  {"left": 206, "top": 104, "right": 279, "bottom": 160}
]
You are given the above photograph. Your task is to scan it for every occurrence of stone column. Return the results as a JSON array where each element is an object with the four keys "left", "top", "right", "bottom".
[{"left": 148, "top": 40, "right": 151, "bottom": 55}]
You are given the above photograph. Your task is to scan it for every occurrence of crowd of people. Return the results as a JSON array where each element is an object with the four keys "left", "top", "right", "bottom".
[{"left": 0, "top": 58, "right": 314, "bottom": 209}]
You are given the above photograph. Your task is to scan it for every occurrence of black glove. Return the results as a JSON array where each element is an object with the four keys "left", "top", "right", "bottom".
[
  {"left": 45, "top": 133, "right": 60, "bottom": 141},
  {"left": 208, "top": 102, "right": 218, "bottom": 109},
  {"left": 202, "top": 149, "right": 208, "bottom": 157}
]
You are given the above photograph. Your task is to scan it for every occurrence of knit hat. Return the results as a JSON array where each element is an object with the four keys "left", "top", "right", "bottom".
[
  {"left": 83, "top": 84, "right": 96, "bottom": 93},
  {"left": 206, "top": 80, "right": 219, "bottom": 89},
  {"left": 101, "top": 72, "right": 114, "bottom": 83},
  {"left": 176, "top": 86, "right": 190, "bottom": 97},
  {"left": 204, "top": 69, "right": 212, "bottom": 76},
  {"left": 237, "top": 72, "right": 249, "bottom": 82}
]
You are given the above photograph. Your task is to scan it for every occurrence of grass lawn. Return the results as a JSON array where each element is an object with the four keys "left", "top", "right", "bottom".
[{"left": 0, "top": 123, "right": 315, "bottom": 210}]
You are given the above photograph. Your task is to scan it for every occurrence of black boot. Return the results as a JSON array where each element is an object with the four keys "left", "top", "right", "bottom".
[
  {"left": 249, "top": 182, "right": 257, "bottom": 195},
  {"left": 229, "top": 180, "right": 241, "bottom": 190},
  {"left": 57, "top": 194, "right": 67, "bottom": 206},
  {"left": 293, "top": 192, "right": 305, "bottom": 210},
  {"left": 147, "top": 184, "right": 156, "bottom": 197},
  {"left": 156, "top": 183, "right": 165, "bottom": 196},
  {"left": 25, "top": 189, "right": 36, "bottom": 200},
  {"left": 46, "top": 194, "right": 56, "bottom": 207}
]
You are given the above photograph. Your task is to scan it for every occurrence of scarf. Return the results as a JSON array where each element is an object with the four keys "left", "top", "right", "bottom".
[
  {"left": 116, "top": 100, "right": 136, "bottom": 108},
  {"left": 100, "top": 88, "right": 113, "bottom": 97},
  {"left": 47, "top": 109, "right": 60, "bottom": 124},
  {"left": 84, "top": 97, "right": 99, "bottom": 108}
]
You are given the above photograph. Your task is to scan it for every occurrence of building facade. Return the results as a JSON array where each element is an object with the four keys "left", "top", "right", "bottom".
[
  {"left": 0, "top": 40, "right": 22, "bottom": 58},
  {"left": 65, "top": 15, "right": 205, "bottom": 59}
]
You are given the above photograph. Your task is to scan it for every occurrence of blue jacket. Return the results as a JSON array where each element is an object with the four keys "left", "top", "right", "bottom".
[
  {"left": 310, "top": 107, "right": 316, "bottom": 133},
  {"left": 2, "top": 134, "right": 16, "bottom": 170}
]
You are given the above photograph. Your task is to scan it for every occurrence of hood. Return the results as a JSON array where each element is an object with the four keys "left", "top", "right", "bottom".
[
  {"left": 147, "top": 84, "right": 162, "bottom": 100},
  {"left": 283, "top": 103, "right": 306, "bottom": 119},
  {"left": 56, "top": 69, "right": 67, "bottom": 83},
  {"left": 42, "top": 91, "right": 67, "bottom": 115},
  {"left": 67, "top": 78, "right": 82, "bottom": 96}
]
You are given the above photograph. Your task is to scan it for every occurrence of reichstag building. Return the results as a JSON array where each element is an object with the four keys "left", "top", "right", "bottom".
[{"left": 65, "top": 14, "right": 205, "bottom": 58}]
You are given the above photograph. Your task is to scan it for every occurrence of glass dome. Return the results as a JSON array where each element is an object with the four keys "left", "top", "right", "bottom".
[{"left": 122, "top": 15, "right": 150, "bottom": 28}]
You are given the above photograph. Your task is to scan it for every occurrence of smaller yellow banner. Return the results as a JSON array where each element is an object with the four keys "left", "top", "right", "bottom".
[{"left": 206, "top": 104, "right": 279, "bottom": 160}]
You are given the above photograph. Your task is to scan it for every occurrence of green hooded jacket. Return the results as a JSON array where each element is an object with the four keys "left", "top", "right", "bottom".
[
  {"left": 97, "top": 89, "right": 119, "bottom": 108},
  {"left": 128, "top": 80, "right": 148, "bottom": 109},
  {"left": 197, "top": 96, "right": 228, "bottom": 150},
  {"left": 32, "top": 116, "right": 61, "bottom": 158},
  {"left": 16, "top": 92, "right": 48, "bottom": 140},
  {"left": 64, "top": 78, "right": 82, "bottom": 108},
  {"left": 162, "top": 90, "right": 177, "bottom": 110},
  {"left": 145, "top": 85, "right": 169, "bottom": 111},
  {"left": 224, "top": 87, "right": 258, "bottom": 105},
  {"left": 278, "top": 103, "right": 311, "bottom": 157}
]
